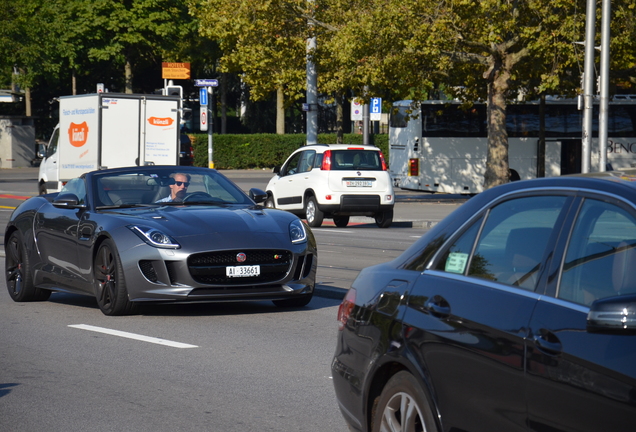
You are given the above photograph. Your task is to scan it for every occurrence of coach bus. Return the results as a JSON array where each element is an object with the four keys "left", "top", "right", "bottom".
[{"left": 388, "top": 96, "right": 636, "bottom": 194}]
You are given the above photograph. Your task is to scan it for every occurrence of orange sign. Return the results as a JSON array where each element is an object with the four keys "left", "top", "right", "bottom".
[
  {"left": 148, "top": 117, "right": 175, "bottom": 126},
  {"left": 68, "top": 122, "right": 89, "bottom": 147},
  {"left": 162, "top": 62, "right": 191, "bottom": 79}
]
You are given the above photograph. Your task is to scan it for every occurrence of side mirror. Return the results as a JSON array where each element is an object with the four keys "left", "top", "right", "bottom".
[
  {"left": 587, "top": 294, "right": 636, "bottom": 333},
  {"left": 249, "top": 188, "right": 267, "bottom": 204},
  {"left": 52, "top": 193, "right": 85, "bottom": 209}
]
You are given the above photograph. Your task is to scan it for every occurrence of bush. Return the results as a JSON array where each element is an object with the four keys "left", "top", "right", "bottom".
[{"left": 190, "top": 133, "right": 389, "bottom": 169}]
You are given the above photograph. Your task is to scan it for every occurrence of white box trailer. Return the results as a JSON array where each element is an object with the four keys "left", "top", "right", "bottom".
[{"left": 39, "top": 93, "right": 181, "bottom": 194}]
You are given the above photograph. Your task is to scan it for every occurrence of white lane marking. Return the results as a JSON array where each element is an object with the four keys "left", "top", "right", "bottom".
[
  {"left": 312, "top": 229, "right": 354, "bottom": 233},
  {"left": 69, "top": 324, "right": 198, "bottom": 348}
]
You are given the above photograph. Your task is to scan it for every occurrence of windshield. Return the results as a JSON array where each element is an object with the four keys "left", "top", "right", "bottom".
[{"left": 92, "top": 168, "right": 253, "bottom": 208}]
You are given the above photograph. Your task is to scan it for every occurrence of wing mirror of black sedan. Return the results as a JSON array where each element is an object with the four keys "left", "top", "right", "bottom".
[
  {"left": 587, "top": 294, "right": 636, "bottom": 334},
  {"left": 249, "top": 188, "right": 267, "bottom": 204},
  {"left": 52, "top": 193, "right": 86, "bottom": 209}
]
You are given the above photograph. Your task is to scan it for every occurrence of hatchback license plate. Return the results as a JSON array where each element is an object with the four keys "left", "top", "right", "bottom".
[
  {"left": 226, "top": 265, "right": 260, "bottom": 277},
  {"left": 345, "top": 180, "right": 373, "bottom": 187}
]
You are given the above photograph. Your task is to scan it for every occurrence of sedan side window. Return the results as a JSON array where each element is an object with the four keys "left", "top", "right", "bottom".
[
  {"left": 558, "top": 199, "right": 636, "bottom": 306},
  {"left": 436, "top": 196, "right": 568, "bottom": 291}
]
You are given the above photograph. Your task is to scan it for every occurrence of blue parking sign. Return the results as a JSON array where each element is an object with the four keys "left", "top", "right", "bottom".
[
  {"left": 370, "top": 97, "right": 382, "bottom": 120},
  {"left": 371, "top": 98, "right": 382, "bottom": 114},
  {"left": 200, "top": 87, "right": 208, "bottom": 106}
]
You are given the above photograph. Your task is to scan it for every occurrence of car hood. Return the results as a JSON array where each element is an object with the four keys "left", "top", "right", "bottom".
[{"left": 102, "top": 205, "right": 295, "bottom": 238}]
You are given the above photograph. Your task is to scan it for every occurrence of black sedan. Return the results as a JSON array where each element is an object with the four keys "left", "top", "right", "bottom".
[
  {"left": 5, "top": 166, "right": 317, "bottom": 316},
  {"left": 332, "top": 171, "right": 636, "bottom": 432}
]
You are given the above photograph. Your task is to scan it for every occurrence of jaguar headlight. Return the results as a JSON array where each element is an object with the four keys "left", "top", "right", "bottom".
[
  {"left": 289, "top": 219, "right": 307, "bottom": 244},
  {"left": 128, "top": 225, "right": 180, "bottom": 249}
]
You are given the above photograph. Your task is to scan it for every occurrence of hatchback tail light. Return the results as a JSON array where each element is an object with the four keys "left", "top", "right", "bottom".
[
  {"left": 321, "top": 150, "right": 332, "bottom": 170},
  {"left": 337, "top": 288, "right": 357, "bottom": 331},
  {"left": 379, "top": 151, "right": 388, "bottom": 171}
]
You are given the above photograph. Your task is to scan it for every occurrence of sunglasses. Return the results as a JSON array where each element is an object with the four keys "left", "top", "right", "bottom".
[{"left": 175, "top": 181, "right": 190, "bottom": 187}]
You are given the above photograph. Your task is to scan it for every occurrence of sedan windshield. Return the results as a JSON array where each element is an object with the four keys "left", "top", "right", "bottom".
[{"left": 92, "top": 168, "right": 252, "bottom": 208}]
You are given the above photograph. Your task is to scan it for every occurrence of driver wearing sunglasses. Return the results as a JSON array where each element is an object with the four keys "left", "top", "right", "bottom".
[{"left": 156, "top": 173, "right": 191, "bottom": 202}]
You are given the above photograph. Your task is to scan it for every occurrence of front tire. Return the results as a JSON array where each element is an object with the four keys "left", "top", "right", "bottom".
[
  {"left": 5, "top": 231, "right": 51, "bottom": 302},
  {"left": 371, "top": 371, "right": 438, "bottom": 432},
  {"left": 304, "top": 196, "right": 324, "bottom": 227},
  {"left": 38, "top": 183, "right": 47, "bottom": 195},
  {"left": 375, "top": 209, "right": 393, "bottom": 228},
  {"left": 94, "top": 239, "right": 138, "bottom": 316},
  {"left": 265, "top": 195, "right": 275, "bottom": 208}
]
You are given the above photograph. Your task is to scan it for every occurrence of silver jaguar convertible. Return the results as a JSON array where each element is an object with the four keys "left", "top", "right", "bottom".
[{"left": 4, "top": 166, "right": 317, "bottom": 315}]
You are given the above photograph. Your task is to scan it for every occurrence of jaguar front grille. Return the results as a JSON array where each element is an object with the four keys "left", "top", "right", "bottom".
[{"left": 188, "top": 249, "right": 293, "bottom": 285}]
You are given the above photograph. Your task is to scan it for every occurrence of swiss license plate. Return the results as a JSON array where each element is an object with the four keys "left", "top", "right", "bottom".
[
  {"left": 226, "top": 265, "right": 260, "bottom": 277},
  {"left": 345, "top": 180, "right": 373, "bottom": 187}
]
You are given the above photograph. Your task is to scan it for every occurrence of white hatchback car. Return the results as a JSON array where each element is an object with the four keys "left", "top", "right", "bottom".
[{"left": 265, "top": 144, "right": 394, "bottom": 228}]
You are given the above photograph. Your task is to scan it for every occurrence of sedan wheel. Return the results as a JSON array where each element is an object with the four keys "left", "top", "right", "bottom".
[
  {"left": 305, "top": 196, "right": 324, "bottom": 227},
  {"left": 5, "top": 231, "right": 51, "bottom": 302},
  {"left": 94, "top": 239, "right": 138, "bottom": 316},
  {"left": 371, "top": 371, "right": 437, "bottom": 432}
]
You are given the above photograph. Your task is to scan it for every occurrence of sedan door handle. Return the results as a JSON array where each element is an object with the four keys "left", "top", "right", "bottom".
[
  {"left": 533, "top": 329, "right": 563, "bottom": 355},
  {"left": 424, "top": 295, "right": 450, "bottom": 318}
]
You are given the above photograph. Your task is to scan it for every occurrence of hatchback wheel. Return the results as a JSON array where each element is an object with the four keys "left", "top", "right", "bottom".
[
  {"left": 94, "top": 239, "right": 138, "bottom": 316},
  {"left": 375, "top": 209, "right": 394, "bottom": 228},
  {"left": 265, "top": 195, "right": 275, "bottom": 208},
  {"left": 371, "top": 371, "right": 437, "bottom": 432},
  {"left": 305, "top": 196, "right": 324, "bottom": 227},
  {"left": 333, "top": 216, "right": 350, "bottom": 227}
]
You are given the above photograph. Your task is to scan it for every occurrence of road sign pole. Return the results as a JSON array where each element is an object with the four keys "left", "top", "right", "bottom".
[{"left": 208, "top": 87, "right": 214, "bottom": 169}]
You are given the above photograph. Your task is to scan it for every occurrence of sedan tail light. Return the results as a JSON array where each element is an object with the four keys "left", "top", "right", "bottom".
[{"left": 337, "top": 288, "right": 357, "bottom": 331}]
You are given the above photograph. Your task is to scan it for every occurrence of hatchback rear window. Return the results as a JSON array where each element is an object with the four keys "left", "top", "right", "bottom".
[{"left": 330, "top": 150, "right": 382, "bottom": 170}]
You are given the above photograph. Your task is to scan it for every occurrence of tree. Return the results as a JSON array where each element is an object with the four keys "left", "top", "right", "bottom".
[
  {"left": 191, "top": 0, "right": 310, "bottom": 133},
  {"left": 317, "top": 0, "right": 636, "bottom": 188}
]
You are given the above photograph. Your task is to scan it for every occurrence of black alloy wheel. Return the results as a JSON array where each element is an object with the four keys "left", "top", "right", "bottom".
[
  {"left": 5, "top": 231, "right": 51, "bottom": 302},
  {"left": 94, "top": 239, "right": 137, "bottom": 316}
]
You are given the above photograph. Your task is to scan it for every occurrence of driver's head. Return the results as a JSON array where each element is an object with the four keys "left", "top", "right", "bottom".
[{"left": 169, "top": 173, "right": 191, "bottom": 201}]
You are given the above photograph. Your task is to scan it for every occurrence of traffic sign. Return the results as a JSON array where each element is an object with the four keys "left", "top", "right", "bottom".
[
  {"left": 195, "top": 79, "right": 219, "bottom": 87},
  {"left": 200, "top": 107, "right": 208, "bottom": 131},
  {"left": 200, "top": 88, "right": 208, "bottom": 106},
  {"left": 370, "top": 97, "right": 382, "bottom": 121},
  {"left": 351, "top": 99, "right": 363, "bottom": 121},
  {"left": 162, "top": 62, "right": 191, "bottom": 79}
]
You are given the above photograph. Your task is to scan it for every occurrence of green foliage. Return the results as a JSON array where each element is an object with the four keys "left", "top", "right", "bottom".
[{"left": 190, "top": 134, "right": 389, "bottom": 169}]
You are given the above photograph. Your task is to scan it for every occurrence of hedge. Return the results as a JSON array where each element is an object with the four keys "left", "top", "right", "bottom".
[{"left": 190, "top": 133, "right": 389, "bottom": 169}]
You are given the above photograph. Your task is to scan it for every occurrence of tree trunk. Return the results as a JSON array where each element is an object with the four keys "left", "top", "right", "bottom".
[
  {"left": 483, "top": 59, "right": 510, "bottom": 190},
  {"left": 220, "top": 73, "right": 227, "bottom": 134},
  {"left": 25, "top": 87, "right": 32, "bottom": 117},
  {"left": 124, "top": 57, "right": 133, "bottom": 94},
  {"left": 276, "top": 86, "right": 285, "bottom": 134}
]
